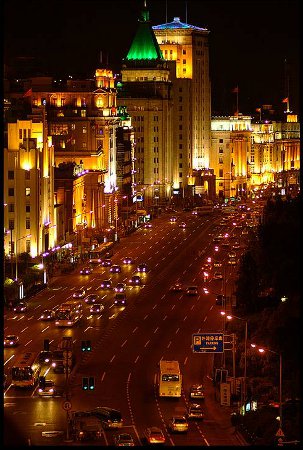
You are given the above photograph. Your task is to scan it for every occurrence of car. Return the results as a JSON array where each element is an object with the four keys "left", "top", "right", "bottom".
[
  {"left": 13, "top": 302, "right": 27, "bottom": 313},
  {"left": 110, "top": 264, "right": 122, "bottom": 273},
  {"left": 189, "top": 384, "right": 205, "bottom": 399},
  {"left": 38, "top": 350, "right": 53, "bottom": 365},
  {"left": 128, "top": 275, "right": 142, "bottom": 286},
  {"left": 144, "top": 223, "right": 152, "bottom": 229},
  {"left": 228, "top": 251, "right": 237, "bottom": 259},
  {"left": 137, "top": 263, "right": 148, "bottom": 273},
  {"left": 113, "top": 433, "right": 135, "bottom": 447},
  {"left": 213, "top": 261, "right": 222, "bottom": 268},
  {"left": 216, "top": 294, "right": 225, "bottom": 306},
  {"left": 179, "top": 222, "right": 186, "bottom": 228},
  {"left": 89, "top": 257, "right": 102, "bottom": 264},
  {"left": 168, "top": 416, "right": 188, "bottom": 433},
  {"left": 80, "top": 266, "right": 93, "bottom": 275},
  {"left": 73, "top": 288, "right": 86, "bottom": 298},
  {"left": 187, "top": 403, "right": 205, "bottom": 420},
  {"left": 202, "top": 263, "right": 212, "bottom": 271},
  {"left": 144, "top": 427, "right": 165, "bottom": 445},
  {"left": 114, "top": 293, "right": 127, "bottom": 306},
  {"left": 89, "top": 407, "right": 123, "bottom": 429},
  {"left": 213, "top": 272, "right": 223, "bottom": 280},
  {"left": 232, "top": 242, "right": 241, "bottom": 250},
  {"left": 186, "top": 286, "right": 198, "bottom": 295},
  {"left": 102, "top": 258, "right": 112, "bottom": 267},
  {"left": 228, "top": 258, "right": 237, "bottom": 265},
  {"left": 221, "top": 242, "right": 230, "bottom": 249},
  {"left": 114, "top": 283, "right": 126, "bottom": 293},
  {"left": 84, "top": 293, "right": 100, "bottom": 304},
  {"left": 39, "top": 309, "right": 55, "bottom": 321},
  {"left": 90, "top": 303, "right": 105, "bottom": 315},
  {"left": 170, "top": 283, "right": 183, "bottom": 292},
  {"left": 169, "top": 216, "right": 177, "bottom": 223},
  {"left": 4, "top": 334, "right": 19, "bottom": 347},
  {"left": 100, "top": 279, "right": 112, "bottom": 289},
  {"left": 122, "top": 256, "right": 134, "bottom": 265},
  {"left": 37, "top": 380, "right": 56, "bottom": 397},
  {"left": 241, "top": 228, "right": 249, "bottom": 235}
]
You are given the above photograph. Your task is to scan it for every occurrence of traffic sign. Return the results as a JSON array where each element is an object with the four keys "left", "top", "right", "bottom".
[
  {"left": 276, "top": 428, "right": 285, "bottom": 437},
  {"left": 62, "top": 401, "right": 72, "bottom": 411},
  {"left": 192, "top": 333, "right": 224, "bottom": 353}
]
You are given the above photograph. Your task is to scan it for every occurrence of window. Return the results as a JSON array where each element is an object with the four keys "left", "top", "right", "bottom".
[
  {"left": 82, "top": 126, "right": 87, "bottom": 133},
  {"left": 61, "top": 98, "right": 66, "bottom": 107},
  {"left": 179, "top": 163, "right": 183, "bottom": 168},
  {"left": 8, "top": 203, "right": 14, "bottom": 212},
  {"left": 81, "top": 110, "right": 86, "bottom": 117},
  {"left": 219, "top": 148, "right": 223, "bottom": 154},
  {"left": 179, "top": 115, "right": 182, "bottom": 121},
  {"left": 179, "top": 125, "right": 182, "bottom": 130},
  {"left": 182, "top": 49, "right": 186, "bottom": 55},
  {"left": 183, "top": 59, "right": 186, "bottom": 64},
  {"left": 19, "top": 130, "right": 22, "bottom": 140},
  {"left": 82, "top": 142, "right": 87, "bottom": 148},
  {"left": 219, "top": 139, "right": 223, "bottom": 143},
  {"left": 26, "top": 187, "right": 30, "bottom": 196},
  {"left": 26, "top": 204, "right": 30, "bottom": 212},
  {"left": 59, "top": 140, "right": 65, "bottom": 149},
  {"left": 219, "top": 157, "right": 223, "bottom": 164},
  {"left": 8, "top": 188, "right": 14, "bottom": 196},
  {"left": 179, "top": 87, "right": 183, "bottom": 92},
  {"left": 26, "top": 240, "right": 31, "bottom": 253},
  {"left": 9, "top": 219, "right": 14, "bottom": 230},
  {"left": 179, "top": 172, "right": 182, "bottom": 178},
  {"left": 179, "top": 134, "right": 182, "bottom": 140},
  {"left": 26, "top": 219, "right": 30, "bottom": 229},
  {"left": 219, "top": 169, "right": 223, "bottom": 177},
  {"left": 25, "top": 171, "right": 30, "bottom": 179},
  {"left": 71, "top": 123, "right": 76, "bottom": 130},
  {"left": 179, "top": 153, "right": 182, "bottom": 158},
  {"left": 179, "top": 97, "right": 182, "bottom": 102},
  {"left": 8, "top": 170, "right": 14, "bottom": 180},
  {"left": 179, "top": 144, "right": 183, "bottom": 149},
  {"left": 9, "top": 241, "right": 15, "bottom": 254}
]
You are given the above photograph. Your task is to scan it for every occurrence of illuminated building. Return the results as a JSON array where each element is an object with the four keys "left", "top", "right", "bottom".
[
  {"left": 153, "top": 15, "right": 211, "bottom": 194},
  {"left": 4, "top": 118, "right": 55, "bottom": 258}
]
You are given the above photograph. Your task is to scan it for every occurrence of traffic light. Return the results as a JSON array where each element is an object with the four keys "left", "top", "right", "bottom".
[
  {"left": 89, "top": 376, "right": 95, "bottom": 390},
  {"left": 44, "top": 339, "right": 50, "bottom": 351},
  {"left": 82, "top": 377, "right": 89, "bottom": 390},
  {"left": 81, "top": 340, "right": 92, "bottom": 352}
]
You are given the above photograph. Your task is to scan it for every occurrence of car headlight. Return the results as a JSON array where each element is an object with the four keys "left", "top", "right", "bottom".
[{"left": 38, "top": 388, "right": 43, "bottom": 392}]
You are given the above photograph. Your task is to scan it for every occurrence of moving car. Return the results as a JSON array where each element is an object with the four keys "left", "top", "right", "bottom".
[
  {"left": 13, "top": 302, "right": 27, "bottom": 313},
  {"left": 178, "top": 222, "right": 186, "bottom": 228},
  {"left": 169, "top": 216, "right": 177, "bottom": 223},
  {"left": 122, "top": 257, "right": 134, "bottom": 265},
  {"left": 216, "top": 294, "right": 225, "bottom": 306},
  {"left": 114, "top": 283, "right": 126, "bottom": 293},
  {"left": 84, "top": 294, "right": 100, "bottom": 304},
  {"left": 102, "top": 258, "right": 112, "bottom": 267},
  {"left": 38, "top": 350, "right": 53, "bottom": 365},
  {"left": 170, "top": 283, "right": 183, "bottom": 292},
  {"left": 128, "top": 275, "right": 142, "bottom": 286},
  {"left": 39, "top": 309, "right": 55, "bottom": 320},
  {"left": 4, "top": 334, "right": 19, "bottom": 347},
  {"left": 213, "top": 261, "right": 222, "bottom": 268},
  {"left": 114, "top": 293, "right": 127, "bottom": 306},
  {"left": 144, "top": 223, "right": 152, "bottom": 229},
  {"left": 110, "top": 264, "right": 122, "bottom": 273},
  {"left": 144, "top": 427, "right": 165, "bottom": 445},
  {"left": 100, "top": 279, "right": 112, "bottom": 289},
  {"left": 213, "top": 272, "right": 223, "bottom": 280},
  {"left": 89, "top": 303, "right": 104, "bottom": 315},
  {"left": 73, "top": 288, "right": 86, "bottom": 298},
  {"left": 137, "top": 263, "right": 148, "bottom": 273},
  {"left": 89, "top": 407, "right": 123, "bottom": 429},
  {"left": 167, "top": 416, "right": 188, "bottom": 433},
  {"left": 113, "top": 433, "right": 135, "bottom": 447},
  {"left": 186, "top": 286, "right": 198, "bottom": 296},
  {"left": 189, "top": 384, "right": 205, "bottom": 400},
  {"left": 80, "top": 266, "right": 93, "bottom": 275},
  {"left": 38, "top": 379, "right": 56, "bottom": 397},
  {"left": 228, "top": 258, "right": 237, "bottom": 265},
  {"left": 187, "top": 403, "right": 205, "bottom": 420}
]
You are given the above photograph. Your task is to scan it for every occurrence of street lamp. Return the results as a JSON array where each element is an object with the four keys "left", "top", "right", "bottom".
[
  {"left": 221, "top": 312, "right": 248, "bottom": 407},
  {"left": 251, "top": 343, "right": 283, "bottom": 434}
]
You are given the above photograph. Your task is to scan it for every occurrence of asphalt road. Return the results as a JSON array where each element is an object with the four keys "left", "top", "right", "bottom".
[{"left": 4, "top": 207, "right": 253, "bottom": 446}]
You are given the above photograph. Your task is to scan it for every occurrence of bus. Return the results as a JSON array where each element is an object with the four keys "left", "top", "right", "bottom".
[
  {"left": 192, "top": 205, "right": 214, "bottom": 216},
  {"left": 11, "top": 352, "right": 41, "bottom": 388},
  {"left": 89, "top": 242, "right": 114, "bottom": 264},
  {"left": 54, "top": 301, "right": 83, "bottom": 327},
  {"left": 157, "top": 360, "right": 182, "bottom": 397}
]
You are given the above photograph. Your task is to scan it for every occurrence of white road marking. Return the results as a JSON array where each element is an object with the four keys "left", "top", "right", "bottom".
[
  {"left": 163, "top": 315, "right": 167, "bottom": 321},
  {"left": 25, "top": 340, "right": 32, "bottom": 347},
  {"left": 154, "top": 327, "right": 159, "bottom": 333},
  {"left": 175, "top": 328, "right": 180, "bottom": 334},
  {"left": 101, "top": 372, "right": 106, "bottom": 382},
  {"left": 143, "top": 314, "right": 148, "bottom": 320},
  {"left": 167, "top": 341, "right": 171, "bottom": 348},
  {"left": 134, "top": 355, "right": 140, "bottom": 363},
  {"left": 110, "top": 355, "right": 116, "bottom": 363},
  {"left": 144, "top": 340, "right": 150, "bottom": 348},
  {"left": 20, "top": 327, "right": 29, "bottom": 333},
  {"left": 41, "top": 326, "right": 50, "bottom": 333},
  {"left": 121, "top": 339, "right": 127, "bottom": 348},
  {"left": 132, "top": 326, "right": 138, "bottom": 333}
]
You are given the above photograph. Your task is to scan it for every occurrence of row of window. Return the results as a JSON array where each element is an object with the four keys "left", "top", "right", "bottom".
[
  {"left": 8, "top": 219, "right": 31, "bottom": 230},
  {"left": 8, "top": 240, "right": 31, "bottom": 254},
  {"left": 7, "top": 204, "right": 31, "bottom": 212},
  {"left": 8, "top": 187, "right": 31, "bottom": 196}
]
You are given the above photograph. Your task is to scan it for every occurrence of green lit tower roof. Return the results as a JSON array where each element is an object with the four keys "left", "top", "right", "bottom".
[{"left": 125, "top": 1, "right": 164, "bottom": 61}]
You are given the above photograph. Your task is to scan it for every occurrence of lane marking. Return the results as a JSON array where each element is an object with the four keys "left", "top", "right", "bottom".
[
  {"left": 134, "top": 355, "right": 140, "bottom": 363},
  {"left": 144, "top": 340, "right": 150, "bottom": 348},
  {"left": 110, "top": 355, "right": 116, "bottom": 363},
  {"left": 101, "top": 372, "right": 106, "bottom": 382},
  {"left": 132, "top": 326, "right": 138, "bottom": 333},
  {"left": 175, "top": 328, "right": 180, "bottom": 334},
  {"left": 163, "top": 315, "right": 167, "bottom": 321},
  {"left": 154, "top": 327, "right": 159, "bottom": 333},
  {"left": 121, "top": 339, "right": 127, "bottom": 348}
]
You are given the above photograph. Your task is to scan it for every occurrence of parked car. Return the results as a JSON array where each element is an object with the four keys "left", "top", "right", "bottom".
[
  {"left": 189, "top": 384, "right": 205, "bottom": 400},
  {"left": 187, "top": 403, "right": 205, "bottom": 420},
  {"left": 144, "top": 427, "right": 165, "bottom": 445},
  {"left": 13, "top": 302, "right": 27, "bottom": 313},
  {"left": 113, "top": 433, "right": 135, "bottom": 447},
  {"left": 4, "top": 334, "right": 19, "bottom": 347},
  {"left": 167, "top": 416, "right": 188, "bottom": 433}
]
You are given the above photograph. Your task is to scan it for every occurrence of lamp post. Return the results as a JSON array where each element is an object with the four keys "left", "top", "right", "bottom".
[
  {"left": 221, "top": 312, "right": 248, "bottom": 407},
  {"left": 15, "top": 234, "right": 31, "bottom": 281},
  {"left": 251, "top": 344, "right": 283, "bottom": 433}
]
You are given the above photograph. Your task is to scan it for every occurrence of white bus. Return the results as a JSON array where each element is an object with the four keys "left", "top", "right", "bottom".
[
  {"left": 192, "top": 205, "right": 214, "bottom": 216},
  {"left": 157, "top": 360, "right": 182, "bottom": 397},
  {"left": 54, "top": 301, "right": 83, "bottom": 327},
  {"left": 89, "top": 242, "right": 114, "bottom": 264},
  {"left": 11, "top": 352, "right": 41, "bottom": 388}
]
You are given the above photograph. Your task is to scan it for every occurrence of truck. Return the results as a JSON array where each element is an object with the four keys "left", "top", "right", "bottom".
[{"left": 70, "top": 412, "right": 102, "bottom": 441}]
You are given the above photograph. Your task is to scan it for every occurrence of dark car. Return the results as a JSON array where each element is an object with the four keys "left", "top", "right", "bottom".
[
  {"left": 170, "top": 283, "right": 183, "bottom": 292},
  {"left": 128, "top": 275, "right": 142, "bottom": 286},
  {"left": 189, "top": 384, "right": 205, "bottom": 400},
  {"left": 13, "top": 302, "right": 28, "bottom": 313},
  {"left": 114, "top": 293, "right": 127, "bottom": 306},
  {"left": 102, "top": 259, "right": 112, "bottom": 267},
  {"left": 4, "top": 334, "right": 19, "bottom": 347},
  {"left": 38, "top": 350, "right": 53, "bottom": 365},
  {"left": 73, "top": 288, "right": 86, "bottom": 299},
  {"left": 100, "top": 279, "right": 112, "bottom": 289},
  {"left": 110, "top": 264, "right": 122, "bottom": 273},
  {"left": 89, "top": 303, "right": 105, "bottom": 315},
  {"left": 113, "top": 433, "right": 135, "bottom": 447},
  {"left": 114, "top": 283, "right": 126, "bottom": 293},
  {"left": 84, "top": 294, "right": 100, "bottom": 304},
  {"left": 122, "top": 257, "right": 134, "bottom": 265},
  {"left": 39, "top": 309, "right": 55, "bottom": 321},
  {"left": 80, "top": 266, "right": 93, "bottom": 275},
  {"left": 137, "top": 263, "right": 148, "bottom": 273},
  {"left": 89, "top": 407, "right": 123, "bottom": 429}
]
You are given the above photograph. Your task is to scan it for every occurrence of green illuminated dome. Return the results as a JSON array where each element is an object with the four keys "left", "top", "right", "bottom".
[{"left": 125, "top": 4, "right": 163, "bottom": 61}]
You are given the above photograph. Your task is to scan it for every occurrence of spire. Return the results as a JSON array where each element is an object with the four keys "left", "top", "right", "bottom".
[{"left": 125, "top": 2, "right": 163, "bottom": 61}]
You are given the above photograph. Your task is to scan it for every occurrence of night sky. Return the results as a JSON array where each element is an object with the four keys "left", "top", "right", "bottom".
[{"left": 4, "top": 0, "right": 300, "bottom": 115}]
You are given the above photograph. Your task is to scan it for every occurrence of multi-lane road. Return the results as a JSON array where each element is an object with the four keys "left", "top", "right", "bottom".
[{"left": 4, "top": 207, "right": 253, "bottom": 446}]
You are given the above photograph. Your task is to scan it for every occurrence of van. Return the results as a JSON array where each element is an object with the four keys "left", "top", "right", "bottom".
[{"left": 89, "top": 407, "right": 123, "bottom": 429}]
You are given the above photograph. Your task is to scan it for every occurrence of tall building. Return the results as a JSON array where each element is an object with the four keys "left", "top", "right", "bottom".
[{"left": 153, "top": 16, "right": 211, "bottom": 195}]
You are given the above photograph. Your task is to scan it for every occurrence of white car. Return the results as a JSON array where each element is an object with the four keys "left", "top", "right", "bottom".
[
  {"left": 168, "top": 416, "right": 188, "bottom": 433},
  {"left": 38, "top": 380, "right": 56, "bottom": 397}
]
